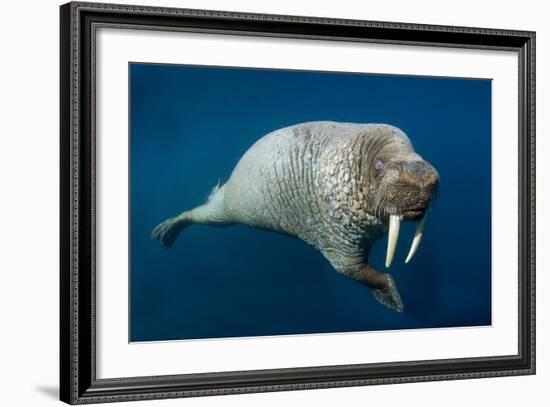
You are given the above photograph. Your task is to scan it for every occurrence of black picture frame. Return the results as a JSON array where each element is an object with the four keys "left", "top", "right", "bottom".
[{"left": 60, "top": 1, "right": 536, "bottom": 404}]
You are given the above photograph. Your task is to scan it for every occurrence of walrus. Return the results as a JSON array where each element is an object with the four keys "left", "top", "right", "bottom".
[{"left": 152, "top": 121, "right": 439, "bottom": 312}]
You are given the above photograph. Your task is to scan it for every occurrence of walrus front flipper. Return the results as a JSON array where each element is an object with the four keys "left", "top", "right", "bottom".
[
  {"left": 353, "top": 264, "right": 404, "bottom": 312},
  {"left": 369, "top": 275, "right": 404, "bottom": 312}
]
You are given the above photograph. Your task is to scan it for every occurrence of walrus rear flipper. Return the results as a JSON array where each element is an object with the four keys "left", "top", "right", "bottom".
[
  {"left": 151, "top": 216, "right": 191, "bottom": 249},
  {"left": 152, "top": 183, "right": 229, "bottom": 248}
]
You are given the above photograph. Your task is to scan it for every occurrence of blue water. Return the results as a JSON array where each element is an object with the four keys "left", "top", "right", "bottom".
[{"left": 130, "top": 63, "right": 491, "bottom": 342}]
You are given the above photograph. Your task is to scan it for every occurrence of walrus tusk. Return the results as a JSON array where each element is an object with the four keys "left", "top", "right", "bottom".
[
  {"left": 385, "top": 214, "right": 401, "bottom": 268},
  {"left": 405, "top": 215, "right": 426, "bottom": 264}
]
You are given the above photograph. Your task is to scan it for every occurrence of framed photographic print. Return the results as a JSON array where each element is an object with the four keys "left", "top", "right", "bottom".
[{"left": 60, "top": 1, "right": 536, "bottom": 404}]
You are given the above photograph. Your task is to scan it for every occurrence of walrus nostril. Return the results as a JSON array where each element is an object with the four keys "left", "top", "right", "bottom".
[
  {"left": 398, "top": 161, "right": 438, "bottom": 191},
  {"left": 423, "top": 175, "right": 439, "bottom": 192},
  {"left": 411, "top": 161, "right": 433, "bottom": 178},
  {"left": 397, "top": 172, "right": 417, "bottom": 186},
  {"left": 421, "top": 167, "right": 439, "bottom": 192}
]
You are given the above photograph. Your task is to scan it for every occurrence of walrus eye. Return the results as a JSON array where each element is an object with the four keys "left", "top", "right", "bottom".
[{"left": 374, "top": 158, "right": 384, "bottom": 171}]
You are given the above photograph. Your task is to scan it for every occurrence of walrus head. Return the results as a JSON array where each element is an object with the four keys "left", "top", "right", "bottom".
[{"left": 366, "top": 127, "right": 439, "bottom": 268}]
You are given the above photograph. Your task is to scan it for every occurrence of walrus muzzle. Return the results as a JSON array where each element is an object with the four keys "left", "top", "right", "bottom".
[{"left": 375, "top": 159, "right": 439, "bottom": 268}]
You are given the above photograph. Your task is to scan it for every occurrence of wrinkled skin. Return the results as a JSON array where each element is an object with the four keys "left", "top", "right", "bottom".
[{"left": 152, "top": 121, "right": 439, "bottom": 311}]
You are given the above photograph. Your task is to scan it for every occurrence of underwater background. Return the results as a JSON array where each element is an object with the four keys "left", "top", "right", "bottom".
[{"left": 130, "top": 63, "right": 491, "bottom": 342}]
